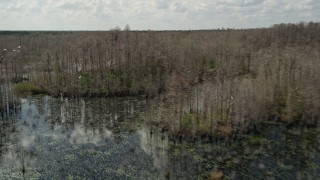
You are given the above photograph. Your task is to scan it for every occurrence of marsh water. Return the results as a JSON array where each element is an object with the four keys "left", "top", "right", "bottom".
[{"left": 0, "top": 96, "right": 319, "bottom": 179}]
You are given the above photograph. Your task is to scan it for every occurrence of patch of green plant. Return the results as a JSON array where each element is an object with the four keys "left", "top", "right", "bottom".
[
  {"left": 209, "top": 59, "right": 216, "bottom": 69},
  {"left": 180, "top": 110, "right": 235, "bottom": 138},
  {"left": 275, "top": 89, "right": 304, "bottom": 122},
  {"left": 245, "top": 135, "right": 269, "bottom": 145},
  {"left": 181, "top": 112, "right": 209, "bottom": 135},
  {"left": 109, "top": 68, "right": 122, "bottom": 77},
  {"left": 67, "top": 174, "right": 86, "bottom": 180},
  {"left": 182, "top": 112, "right": 195, "bottom": 131},
  {"left": 172, "top": 148, "right": 181, "bottom": 157},
  {"left": 240, "top": 62, "right": 248, "bottom": 74},
  {"left": 216, "top": 108, "right": 229, "bottom": 122},
  {"left": 64, "top": 154, "right": 76, "bottom": 161},
  {"left": 197, "top": 58, "right": 217, "bottom": 72},
  {"left": 150, "top": 63, "right": 158, "bottom": 81},
  {"left": 15, "top": 82, "right": 46, "bottom": 95},
  {"left": 79, "top": 74, "right": 91, "bottom": 86}
]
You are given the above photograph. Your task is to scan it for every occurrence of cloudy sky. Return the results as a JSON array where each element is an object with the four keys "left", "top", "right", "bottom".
[{"left": 0, "top": 0, "right": 319, "bottom": 30}]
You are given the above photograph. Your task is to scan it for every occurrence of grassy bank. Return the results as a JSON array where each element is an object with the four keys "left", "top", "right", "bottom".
[{"left": 14, "top": 82, "right": 47, "bottom": 95}]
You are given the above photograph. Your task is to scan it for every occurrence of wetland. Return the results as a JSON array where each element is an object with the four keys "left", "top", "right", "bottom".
[
  {"left": 0, "top": 96, "right": 319, "bottom": 179},
  {"left": 1, "top": 23, "right": 320, "bottom": 179}
]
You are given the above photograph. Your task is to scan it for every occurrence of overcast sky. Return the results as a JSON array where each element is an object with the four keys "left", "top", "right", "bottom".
[{"left": 0, "top": 0, "right": 319, "bottom": 30}]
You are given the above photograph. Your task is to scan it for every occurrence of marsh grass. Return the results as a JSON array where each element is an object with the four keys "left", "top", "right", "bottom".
[
  {"left": 179, "top": 112, "right": 233, "bottom": 139},
  {"left": 15, "top": 83, "right": 47, "bottom": 95}
]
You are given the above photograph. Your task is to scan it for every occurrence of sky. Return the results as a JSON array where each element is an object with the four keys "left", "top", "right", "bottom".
[{"left": 0, "top": 0, "right": 319, "bottom": 30}]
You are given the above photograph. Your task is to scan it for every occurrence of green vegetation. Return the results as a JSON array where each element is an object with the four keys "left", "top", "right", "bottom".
[
  {"left": 244, "top": 135, "right": 269, "bottom": 145},
  {"left": 181, "top": 112, "right": 212, "bottom": 136},
  {"left": 15, "top": 82, "right": 46, "bottom": 95}
]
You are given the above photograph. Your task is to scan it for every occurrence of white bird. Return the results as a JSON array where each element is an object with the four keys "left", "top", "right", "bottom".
[
  {"left": 18, "top": 46, "right": 21, "bottom": 49},
  {"left": 13, "top": 50, "right": 16, "bottom": 52},
  {"left": 3, "top": 49, "right": 7, "bottom": 51},
  {"left": 79, "top": 76, "right": 82, "bottom": 79}
]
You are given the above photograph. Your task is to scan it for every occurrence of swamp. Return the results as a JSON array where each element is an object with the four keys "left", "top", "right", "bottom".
[{"left": 0, "top": 23, "right": 320, "bottom": 179}]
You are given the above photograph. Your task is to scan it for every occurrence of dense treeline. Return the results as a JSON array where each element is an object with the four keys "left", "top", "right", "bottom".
[{"left": 0, "top": 22, "right": 320, "bottom": 136}]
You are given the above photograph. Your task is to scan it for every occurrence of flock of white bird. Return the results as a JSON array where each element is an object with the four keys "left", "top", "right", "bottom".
[
  {"left": 2, "top": 45, "right": 21, "bottom": 52},
  {"left": 1, "top": 46, "right": 22, "bottom": 60}
]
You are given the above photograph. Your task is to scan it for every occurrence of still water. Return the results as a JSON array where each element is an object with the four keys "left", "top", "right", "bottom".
[{"left": 0, "top": 96, "right": 319, "bottom": 179}]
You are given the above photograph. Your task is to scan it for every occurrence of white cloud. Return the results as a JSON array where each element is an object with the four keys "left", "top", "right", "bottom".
[
  {"left": 153, "top": 0, "right": 171, "bottom": 9},
  {"left": 169, "top": 2, "right": 187, "bottom": 13},
  {"left": 0, "top": 0, "right": 319, "bottom": 30}
]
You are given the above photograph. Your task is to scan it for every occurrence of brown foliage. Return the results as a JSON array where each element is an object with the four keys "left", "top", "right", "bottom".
[{"left": 0, "top": 22, "right": 319, "bottom": 132}]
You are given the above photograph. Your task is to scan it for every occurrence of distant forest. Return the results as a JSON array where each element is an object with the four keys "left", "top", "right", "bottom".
[{"left": 1, "top": 22, "right": 319, "bottom": 137}]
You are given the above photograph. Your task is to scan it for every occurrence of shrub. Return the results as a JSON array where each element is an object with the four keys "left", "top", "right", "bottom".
[{"left": 15, "top": 82, "right": 46, "bottom": 95}]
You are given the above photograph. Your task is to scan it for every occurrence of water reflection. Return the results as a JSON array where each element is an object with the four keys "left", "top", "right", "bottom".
[
  {"left": 0, "top": 96, "right": 155, "bottom": 179},
  {"left": 69, "top": 124, "right": 113, "bottom": 145},
  {"left": 0, "top": 96, "right": 319, "bottom": 179},
  {"left": 138, "top": 126, "right": 169, "bottom": 176}
]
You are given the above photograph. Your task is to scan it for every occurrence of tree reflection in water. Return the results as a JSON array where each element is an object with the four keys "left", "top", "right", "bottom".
[{"left": 0, "top": 96, "right": 319, "bottom": 179}]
